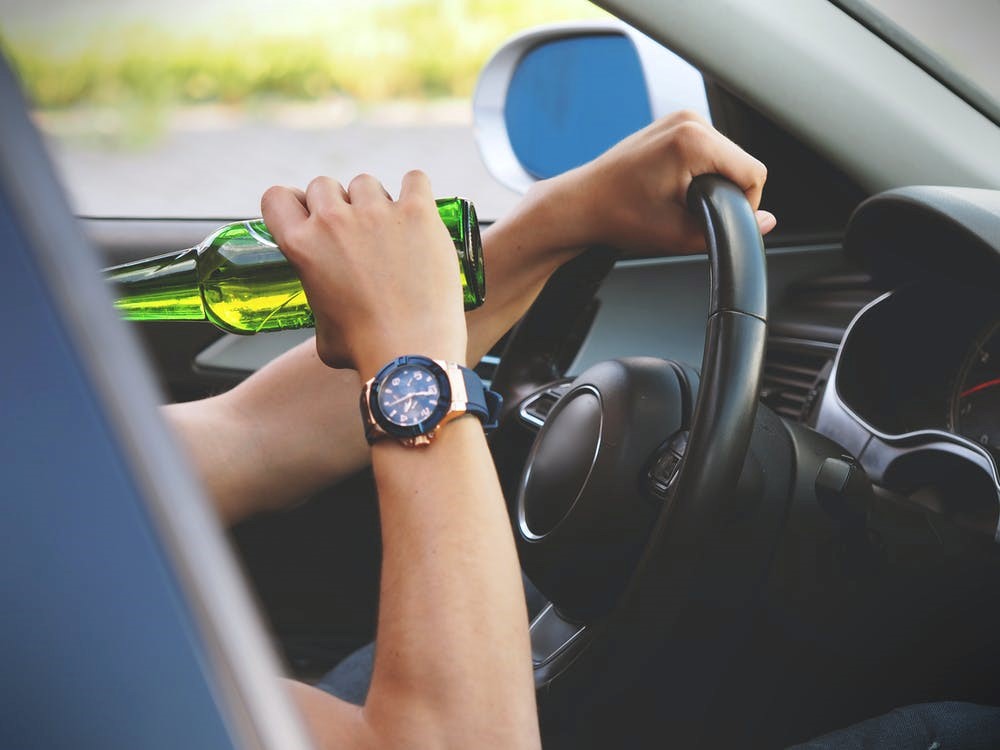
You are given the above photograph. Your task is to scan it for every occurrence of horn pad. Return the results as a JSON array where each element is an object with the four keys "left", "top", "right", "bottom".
[{"left": 516, "top": 357, "right": 693, "bottom": 621}]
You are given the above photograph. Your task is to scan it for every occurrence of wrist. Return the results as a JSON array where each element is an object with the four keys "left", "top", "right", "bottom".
[
  {"left": 361, "top": 354, "right": 499, "bottom": 448},
  {"left": 353, "top": 336, "right": 467, "bottom": 383},
  {"left": 515, "top": 166, "right": 607, "bottom": 267}
]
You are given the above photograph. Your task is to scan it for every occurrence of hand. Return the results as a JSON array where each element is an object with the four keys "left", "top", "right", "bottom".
[
  {"left": 540, "top": 110, "right": 776, "bottom": 256},
  {"left": 260, "top": 171, "right": 468, "bottom": 379}
]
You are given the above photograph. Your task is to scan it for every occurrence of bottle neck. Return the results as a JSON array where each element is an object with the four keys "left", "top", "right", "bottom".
[{"left": 105, "top": 247, "right": 205, "bottom": 322}]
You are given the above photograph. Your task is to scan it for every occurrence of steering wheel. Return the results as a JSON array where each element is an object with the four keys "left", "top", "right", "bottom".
[{"left": 492, "top": 175, "right": 769, "bottom": 730}]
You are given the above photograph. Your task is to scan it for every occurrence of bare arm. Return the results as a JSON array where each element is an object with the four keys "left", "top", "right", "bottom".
[
  {"left": 289, "top": 418, "right": 537, "bottom": 748},
  {"left": 165, "top": 111, "right": 775, "bottom": 524},
  {"left": 257, "top": 171, "right": 538, "bottom": 747}
]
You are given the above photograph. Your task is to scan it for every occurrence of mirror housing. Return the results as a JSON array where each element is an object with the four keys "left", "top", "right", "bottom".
[{"left": 473, "top": 21, "right": 710, "bottom": 193}]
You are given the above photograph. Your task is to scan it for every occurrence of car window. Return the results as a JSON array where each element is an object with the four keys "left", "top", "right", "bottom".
[
  {"left": 840, "top": 0, "right": 1000, "bottom": 124},
  {"left": 1, "top": 0, "right": 607, "bottom": 221}
]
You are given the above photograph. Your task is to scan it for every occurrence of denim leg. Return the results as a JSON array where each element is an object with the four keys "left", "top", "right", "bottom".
[
  {"left": 788, "top": 702, "right": 1000, "bottom": 750},
  {"left": 316, "top": 642, "right": 375, "bottom": 706},
  {"left": 317, "top": 573, "right": 547, "bottom": 705}
]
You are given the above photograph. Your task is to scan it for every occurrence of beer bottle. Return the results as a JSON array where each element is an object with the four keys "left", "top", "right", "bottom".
[{"left": 105, "top": 197, "right": 485, "bottom": 335}]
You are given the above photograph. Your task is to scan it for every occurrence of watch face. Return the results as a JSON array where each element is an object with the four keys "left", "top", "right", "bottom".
[{"left": 377, "top": 364, "right": 442, "bottom": 427}]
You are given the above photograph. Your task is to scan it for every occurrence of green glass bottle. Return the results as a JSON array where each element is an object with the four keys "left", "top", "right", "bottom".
[{"left": 105, "top": 197, "right": 486, "bottom": 335}]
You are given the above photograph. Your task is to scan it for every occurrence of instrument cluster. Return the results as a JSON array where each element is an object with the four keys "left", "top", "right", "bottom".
[{"left": 833, "top": 281, "right": 1000, "bottom": 459}]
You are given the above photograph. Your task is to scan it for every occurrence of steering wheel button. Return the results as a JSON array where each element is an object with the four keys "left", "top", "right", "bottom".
[
  {"left": 651, "top": 452, "right": 681, "bottom": 484},
  {"left": 647, "top": 430, "right": 689, "bottom": 497},
  {"left": 529, "top": 394, "right": 557, "bottom": 419}
]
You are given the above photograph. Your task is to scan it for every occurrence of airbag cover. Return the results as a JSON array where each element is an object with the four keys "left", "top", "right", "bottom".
[{"left": 521, "top": 389, "right": 602, "bottom": 538}]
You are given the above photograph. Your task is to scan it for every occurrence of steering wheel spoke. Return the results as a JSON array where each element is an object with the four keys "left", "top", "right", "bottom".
[
  {"left": 529, "top": 603, "right": 586, "bottom": 669},
  {"left": 516, "top": 381, "right": 574, "bottom": 431}
]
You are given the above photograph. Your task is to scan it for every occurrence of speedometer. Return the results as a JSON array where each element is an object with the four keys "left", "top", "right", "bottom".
[{"left": 951, "top": 319, "right": 1000, "bottom": 454}]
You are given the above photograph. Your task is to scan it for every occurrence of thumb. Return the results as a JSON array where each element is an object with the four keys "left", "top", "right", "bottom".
[{"left": 756, "top": 210, "right": 777, "bottom": 235}]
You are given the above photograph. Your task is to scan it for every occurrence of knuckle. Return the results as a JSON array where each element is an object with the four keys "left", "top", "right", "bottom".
[
  {"left": 309, "top": 202, "right": 346, "bottom": 229},
  {"left": 285, "top": 222, "right": 312, "bottom": 251},
  {"left": 279, "top": 231, "right": 310, "bottom": 265},
  {"left": 755, "top": 159, "right": 768, "bottom": 185},
  {"left": 397, "top": 197, "right": 420, "bottom": 218},
  {"left": 399, "top": 193, "right": 431, "bottom": 218},
  {"left": 674, "top": 119, "right": 708, "bottom": 142},
  {"left": 260, "top": 185, "right": 283, "bottom": 207},
  {"left": 306, "top": 175, "right": 331, "bottom": 195},
  {"left": 673, "top": 108, "right": 704, "bottom": 125},
  {"left": 348, "top": 172, "right": 377, "bottom": 190},
  {"left": 661, "top": 109, "right": 706, "bottom": 130},
  {"left": 313, "top": 204, "right": 342, "bottom": 230},
  {"left": 665, "top": 120, "right": 708, "bottom": 156}
]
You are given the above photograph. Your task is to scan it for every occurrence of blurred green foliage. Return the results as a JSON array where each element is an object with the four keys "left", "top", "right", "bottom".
[{"left": 2, "top": 0, "right": 607, "bottom": 109}]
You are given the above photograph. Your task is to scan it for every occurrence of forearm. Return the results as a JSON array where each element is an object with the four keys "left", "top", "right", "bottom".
[
  {"left": 285, "top": 419, "right": 539, "bottom": 749},
  {"left": 162, "top": 345, "right": 363, "bottom": 523},
  {"left": 364, "top": 419, "right": 539, "bottom": 747},
  {"left": 463, "top": 174, "right": 585, "bottom": 363}
]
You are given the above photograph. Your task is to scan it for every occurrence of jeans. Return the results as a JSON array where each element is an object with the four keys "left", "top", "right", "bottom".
[
  {"left": 316, "top": 577, "right": 1000, "bottom": 748},
  {"left": 788, "top": 702, "right": 1000, "bottom": 750},
  {"left": 317, "top": 572, "right": 547, "bottom": 705}
]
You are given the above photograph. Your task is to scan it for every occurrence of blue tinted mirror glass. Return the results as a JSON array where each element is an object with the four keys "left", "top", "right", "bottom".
[{"left": 504, "top": 34, "right": 652, "bottom": 180}]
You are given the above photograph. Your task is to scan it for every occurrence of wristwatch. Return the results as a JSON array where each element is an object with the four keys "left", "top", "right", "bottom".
[{"left": 360, "top": 355, "right": 503, "bottom": 447}]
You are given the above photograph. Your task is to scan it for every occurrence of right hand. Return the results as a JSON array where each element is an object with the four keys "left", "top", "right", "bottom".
[{"left": 260, "top": 171, "right": 468, "bottom": 380}]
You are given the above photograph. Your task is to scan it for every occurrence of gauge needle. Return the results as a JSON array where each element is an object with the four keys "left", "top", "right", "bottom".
[{"left": 961, "top": 377, "right": 1000, "bottom": 398}]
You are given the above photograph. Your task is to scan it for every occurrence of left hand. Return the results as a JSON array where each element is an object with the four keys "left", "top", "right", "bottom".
[{"left": 535, "top": 110, "right": 776, "bottom": 257}]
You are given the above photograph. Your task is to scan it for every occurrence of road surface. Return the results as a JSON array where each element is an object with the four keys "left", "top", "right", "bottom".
[{"left": 41, "top": 107, "right": 523, "bottom": 222}]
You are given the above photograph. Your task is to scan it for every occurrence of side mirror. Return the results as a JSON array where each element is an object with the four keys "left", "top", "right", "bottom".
[{"left": 473, "top": 21, "right": 710, "bottom": 193}]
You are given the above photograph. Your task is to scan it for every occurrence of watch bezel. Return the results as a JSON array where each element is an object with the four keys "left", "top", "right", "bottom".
[{"left": 368, "top": 355, "right": 453, "bottom": 439}]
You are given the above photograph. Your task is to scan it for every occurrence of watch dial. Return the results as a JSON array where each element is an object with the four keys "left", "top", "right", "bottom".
[{"left": 378, "top": 364, "right": 442, "bottom": 427}]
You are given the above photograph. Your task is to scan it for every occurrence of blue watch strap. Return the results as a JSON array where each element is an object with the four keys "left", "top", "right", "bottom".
[{"left": 460, "top": 365, "right": 503, "bottom": 432}]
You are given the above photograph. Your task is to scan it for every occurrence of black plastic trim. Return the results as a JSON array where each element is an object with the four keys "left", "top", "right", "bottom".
[{"left": 687, "top": 176, "right": 768, "bottom": 319}]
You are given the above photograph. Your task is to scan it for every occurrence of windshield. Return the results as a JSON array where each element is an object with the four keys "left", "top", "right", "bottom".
[{"left": 845, "top": 0, "right": 1000, "bottom": 122}]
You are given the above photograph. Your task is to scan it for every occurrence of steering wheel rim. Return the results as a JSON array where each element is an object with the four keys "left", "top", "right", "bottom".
[{"left": 496, "top": 175, "right": 768, "bottom": 717}]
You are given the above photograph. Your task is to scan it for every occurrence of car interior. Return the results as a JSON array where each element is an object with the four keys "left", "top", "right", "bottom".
[{"left": 4, "top": 1, "right": 1000, "bottom": 748}]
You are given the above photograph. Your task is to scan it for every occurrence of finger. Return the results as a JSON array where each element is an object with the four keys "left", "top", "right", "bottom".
[
  {"left": 398, "top": 169, "right": 433, "bottom": 205},
  {"left": 261, "top": 185, "right": 309, "bottom": 241},
  {"left": 664, "top": 120, "right": 767, "bottom": 211},
  {"left": 305, "top": 176, "right": 348, "bottom": 213},
  {"left": 347, "top": 173, "right": 390, "bottom": 206},
  {"left": 756, "top": 210, "right": 777, "bottom": 235},
  {"left": 712, "top": 138, "right": 768, "bottom": 210},
  {"left": 674, "top": 215, "right": 709, "bottom": 255}
]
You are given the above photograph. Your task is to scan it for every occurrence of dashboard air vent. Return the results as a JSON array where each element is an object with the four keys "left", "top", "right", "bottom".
[{"left": 761, "top": 340, "right": 836, "bottom": 424}]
